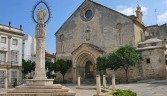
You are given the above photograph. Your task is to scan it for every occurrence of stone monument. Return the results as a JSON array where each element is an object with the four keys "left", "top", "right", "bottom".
[
  {"left": 0, "top": 1, "right": 76, "bottom": 95},
  {"left": 25, "top": 7, "right": 53, "bottom": 86},
  {"left": 34, "top": 7, "right": 47, "bottom": 80}
]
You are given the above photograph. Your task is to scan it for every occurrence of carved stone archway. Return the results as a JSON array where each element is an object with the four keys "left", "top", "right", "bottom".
[{"left": 71, "top": 43, "right": 103, "bottom": 83}]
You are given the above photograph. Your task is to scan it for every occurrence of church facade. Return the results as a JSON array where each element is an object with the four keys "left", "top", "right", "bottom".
[{"left": 55, "top": 0, "right": 167, "bottom": 82}]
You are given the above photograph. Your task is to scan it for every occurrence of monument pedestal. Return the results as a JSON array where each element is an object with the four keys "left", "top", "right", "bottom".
[{"left": 26, "top": 79, "right": 54, "bottom": 86}]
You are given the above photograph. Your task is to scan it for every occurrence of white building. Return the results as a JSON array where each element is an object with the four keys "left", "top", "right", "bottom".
[
  {"left": 0, "top": 23, "right": 24, "bottom": 85},
  {"left": 22, "top": 34, "right": 36, "bottom": 62}
]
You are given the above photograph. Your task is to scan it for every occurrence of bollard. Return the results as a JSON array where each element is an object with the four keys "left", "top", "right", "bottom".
[
  {"left": 96, "top": 75, "right": 101, "bottom": 95},
  {"left": 77, "top": 76, "right": 80, "bottom": 88},
  {"left": 103, "top": 75, "right": 106, "bottom": 88},
  {"left": 112, "top": 74, "right": 115, "bottom": 91}
]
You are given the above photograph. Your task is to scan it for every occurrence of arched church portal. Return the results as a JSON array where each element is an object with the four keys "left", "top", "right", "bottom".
[{"left": 75, "top": 52, "right": 96, "bottom": 80}]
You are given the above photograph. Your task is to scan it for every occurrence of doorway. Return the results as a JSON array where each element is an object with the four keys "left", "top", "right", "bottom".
[{"left": 85, "top": 61, "right": 94, "bottom": 79}]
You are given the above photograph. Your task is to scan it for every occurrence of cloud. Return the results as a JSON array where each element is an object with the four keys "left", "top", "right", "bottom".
[
  {"left": 157, "top": 10, "right": 167, "bottom": 23},
  {"left": 116, "top": 5, "right": 148, "bottom": 16}
]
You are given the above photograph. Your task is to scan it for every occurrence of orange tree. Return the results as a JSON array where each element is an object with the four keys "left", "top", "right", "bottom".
[
  {"left": 56, "top": 59, "right": 72, "bottom": 83},
  {"left": 114, "top": 45, "right": 143, "bottom": 83}
]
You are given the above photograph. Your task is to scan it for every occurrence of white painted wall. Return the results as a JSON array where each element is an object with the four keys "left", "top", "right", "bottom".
[{"left": 22, "top": 34, "right": 36, "bottom": 62}]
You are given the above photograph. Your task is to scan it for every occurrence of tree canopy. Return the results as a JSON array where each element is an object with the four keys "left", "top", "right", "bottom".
[
  {"left": 96, "top": 45, "right": 143, "bottom": 83},
  {"left": 111, "top": 45, "right": 143, "bottom": 83},
  {"left": 22, "top": 59, "right": 35, "bottom": 78},
  {"left": 96, "top": 56, "right": 108, "bottom": 71}
]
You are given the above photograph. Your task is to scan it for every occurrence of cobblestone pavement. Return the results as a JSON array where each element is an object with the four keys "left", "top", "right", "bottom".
[
  {"left": 63, "top": 80, "right": 167, "bottom": 96},
  {"left": 0, "top": 80, "right": 167, "bottom": 96},
  {"left": 114, "top": 81, "right": 167, "bottom": 96}
]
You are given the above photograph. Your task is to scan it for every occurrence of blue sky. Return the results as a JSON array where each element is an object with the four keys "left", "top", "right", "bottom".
[{"left": 0, "top": 0, "right": 167, "bottom": 54}]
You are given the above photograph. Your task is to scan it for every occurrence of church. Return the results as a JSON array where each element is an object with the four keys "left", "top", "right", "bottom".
[{"left": 55, "top": 0, "right": 167, "bottom": 82}]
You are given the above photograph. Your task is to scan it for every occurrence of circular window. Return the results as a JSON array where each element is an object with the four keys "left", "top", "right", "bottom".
[
  {"left": 80, "top": 6, "right": 94, "bottom": 21},
  {"left": 85, "top": 10, "right": 92, "bottom": 19}
]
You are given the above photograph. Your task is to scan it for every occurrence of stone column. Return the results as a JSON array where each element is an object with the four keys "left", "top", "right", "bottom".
[
  {"left": 34, "top": 7, "right": 47, "bottom": 79},
  {"left": 96, "top": 75, "right": 101, "bottom": 95},
  {"left": 4, "top": 77, "right": 7, "bottom": 89},
  {"left": 103, "top": 75, "right": 106, "bottom": 88},
  {"left": 72, "top": 67, "right": 76, "bottom": 83},
  {"left": 77, "top": 76, "right": 80, "bottom": 88},
  {"left": 112, "top": 73, "right": 115, "bottom": 91},
  {"left": 7, "top": 36, "right": 12, "bottom": 87},
  {"left": 7, "top": 36, "right": 12, "bottom": 65}
]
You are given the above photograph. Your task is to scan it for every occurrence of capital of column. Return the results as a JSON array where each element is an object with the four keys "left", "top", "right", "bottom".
[{"left": 8, "top": 36, "right": 12, "bottom": 39}]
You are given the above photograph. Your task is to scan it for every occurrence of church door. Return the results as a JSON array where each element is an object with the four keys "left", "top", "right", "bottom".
[{"left": 85, "top": 61, "right": 94, "bottom": 79}]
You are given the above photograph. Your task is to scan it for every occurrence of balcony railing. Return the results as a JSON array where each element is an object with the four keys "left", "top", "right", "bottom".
[
  {"left": 11, "top": 61, "right": 19, "bottom": 65},
  {"left": 0, "top": 61, "right": 19, "bottom": 66}
]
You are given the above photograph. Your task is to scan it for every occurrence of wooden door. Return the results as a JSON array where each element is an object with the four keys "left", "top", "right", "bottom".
[{"left": 85, "top": 61, "right": 94, "bottom": 79}]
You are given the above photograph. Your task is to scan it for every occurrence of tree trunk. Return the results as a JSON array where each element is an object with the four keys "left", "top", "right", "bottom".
[
  {"left": 63, "top": 74, "right": 65, "bottom": 83},
  {"left": 125, "top": 70, "right": 128, "bottom": 83},
  {"left": 103, "top": 69, "right": 106, "bottom": 75}
]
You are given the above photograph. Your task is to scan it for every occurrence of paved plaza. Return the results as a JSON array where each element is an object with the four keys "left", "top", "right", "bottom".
[{"left": 0, "top": 80, "right": 167, "bottom": 96}]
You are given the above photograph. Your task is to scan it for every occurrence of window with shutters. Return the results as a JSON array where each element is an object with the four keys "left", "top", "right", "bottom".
[
  {"left": 0, "top": 52, "right": 6, "bottom": 65},
  {"left": 0, "top": 71, "right": 6, "bottom": 83},
  {"left": 11, "top": 71, "right": 17, "bottom": 83},
  {"left": 11, "top": 51, "right": 19, "bottom": 65}
]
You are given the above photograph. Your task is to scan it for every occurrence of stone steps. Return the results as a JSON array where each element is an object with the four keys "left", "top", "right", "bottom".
[
  {"left": 15, "top": 84, "right": 62, "bottom": 89},
  {"left": 8, "top": 87, "right": 69, "bottom": 93},
  {"left": 0, "top": 84, "right": 76, "bottom": 96},
  {"left": 0, "top": 92, "right": 75, "bottom": 96}
]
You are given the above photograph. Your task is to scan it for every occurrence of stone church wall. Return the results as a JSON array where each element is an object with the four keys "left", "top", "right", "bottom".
[
  {"left": 140, "top": 49, "right": 166, "bottom": 80},
  {"left": 55, "top": 1, "right": 135, "bottom": 58},
  {"left": 55, "top": 1, "right": 167, "bottom": 83}
]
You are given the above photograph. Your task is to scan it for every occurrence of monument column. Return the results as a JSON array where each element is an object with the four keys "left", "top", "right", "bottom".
[{"left": 34, "top": 7, "right": 47, "bottom": 79}]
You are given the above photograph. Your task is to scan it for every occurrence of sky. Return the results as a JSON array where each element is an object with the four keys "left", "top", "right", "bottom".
[{"left": 0, "top": 0, "right": 167, "bottom": 54}]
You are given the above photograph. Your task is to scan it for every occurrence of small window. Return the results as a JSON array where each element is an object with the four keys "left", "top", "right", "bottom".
[
  {"left": 146, "top": 58, "right": 150, "bottom": 63},
  {"left": 12, "top": 39, "right": 18, "bottom": 45},
  {"left": 1, "top": 37, "right": 6, "bottom": 43}
]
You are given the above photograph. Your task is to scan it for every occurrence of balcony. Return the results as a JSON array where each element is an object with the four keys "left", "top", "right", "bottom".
[{"left": 0, "top": 61, "right": 20, "bottom": 68}]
